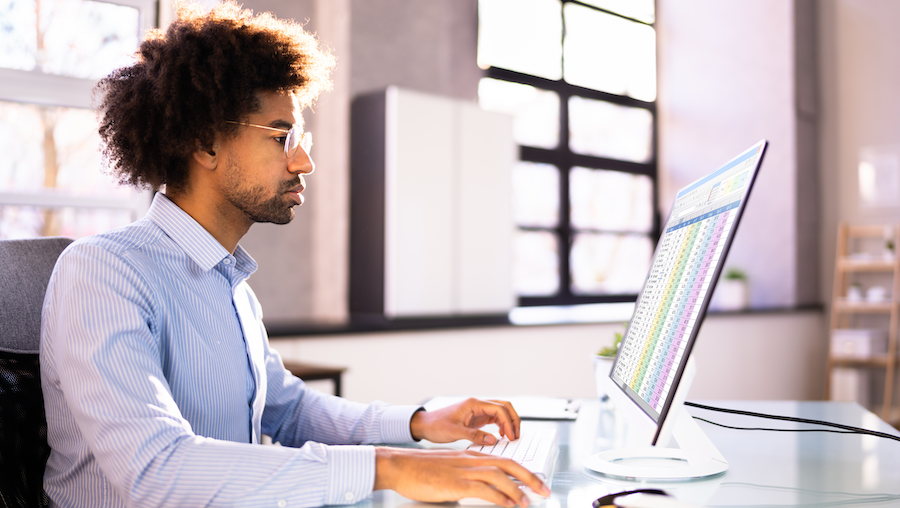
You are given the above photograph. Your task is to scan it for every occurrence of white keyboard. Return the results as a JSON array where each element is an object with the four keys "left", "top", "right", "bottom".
[
  {"left": 459, "top": 428, "right": 558, "bottom": 505},
  {"left": 466, "top": 427, "right": 559, "bottom": 481}
]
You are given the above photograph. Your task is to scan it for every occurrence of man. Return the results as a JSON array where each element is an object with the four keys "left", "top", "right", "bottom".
[{"left": 39, "top": 2, "right": 549, "bottom": 507}]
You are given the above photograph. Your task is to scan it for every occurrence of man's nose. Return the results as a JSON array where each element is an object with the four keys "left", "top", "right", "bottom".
[{"left": 289, "top": 149, "right": 315, "bottom": 175}]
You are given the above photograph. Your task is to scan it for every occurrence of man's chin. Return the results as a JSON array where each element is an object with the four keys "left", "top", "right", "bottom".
[
  {"left": 249, "top": 208, "right": 295, "bottom": 225},
  {"left": 269, "top": 209, "right": 295, "bottom": 225}
]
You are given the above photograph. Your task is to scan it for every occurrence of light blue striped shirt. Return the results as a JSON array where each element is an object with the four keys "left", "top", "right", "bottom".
[{"left": 40, "top": 193, "right": 420, "bottom": 507}]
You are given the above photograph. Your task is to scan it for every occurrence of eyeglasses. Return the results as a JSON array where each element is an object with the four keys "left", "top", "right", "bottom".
[{"left": 225, "top": 121, "right": 312, "bottom": 159}]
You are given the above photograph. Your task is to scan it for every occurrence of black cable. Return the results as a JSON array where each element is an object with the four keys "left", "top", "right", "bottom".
[
  {"left": 694, "top": 417, "right": 859, "bottom": 434},
  {"left": 684, "top": 401, "right": 900, "bottom": 442}
]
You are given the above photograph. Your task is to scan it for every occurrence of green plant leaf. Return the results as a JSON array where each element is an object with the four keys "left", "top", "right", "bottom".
[
  {"left": 597, "top": 327, "right": 624, "bottom": 357},
  {"left": 724, "top": 267, "right": 747, "bottom": 280}
]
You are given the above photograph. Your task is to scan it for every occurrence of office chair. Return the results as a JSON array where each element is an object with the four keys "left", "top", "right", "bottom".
[{"left": 0, "top": 237, "right": 73, "bottom": 508}]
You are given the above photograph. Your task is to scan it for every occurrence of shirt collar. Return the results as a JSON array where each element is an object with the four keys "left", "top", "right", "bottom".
[{"left": 146, "top": 193, "right": 258, "bottom": 275}]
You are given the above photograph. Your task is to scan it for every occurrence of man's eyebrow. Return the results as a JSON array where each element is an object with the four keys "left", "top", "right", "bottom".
[{"left": 268, "top": 120, "right": 294, "bottom": 130}]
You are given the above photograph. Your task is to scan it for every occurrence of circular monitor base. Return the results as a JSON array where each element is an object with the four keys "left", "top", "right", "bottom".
[{"left": 584, "top": 448, "right": 728, "bottom": 481}]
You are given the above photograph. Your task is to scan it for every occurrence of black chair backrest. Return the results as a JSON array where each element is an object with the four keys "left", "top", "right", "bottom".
[{"left": 0, "top": 237, "right": 73, "bottom": 508}]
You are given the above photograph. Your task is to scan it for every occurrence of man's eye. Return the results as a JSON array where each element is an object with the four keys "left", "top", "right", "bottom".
[{"left": 274, "top": 136, "right": 287, "bottom": 144}]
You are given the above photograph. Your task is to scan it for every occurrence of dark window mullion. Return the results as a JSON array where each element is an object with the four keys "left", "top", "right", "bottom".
[
  {"left": 558, "top": 70, "right": 573, "bottom": 302},
  {"left": 563, "top": 0, "right": 655, "bottom": 27},
  {"left": 569, "top": 154, "right": 655, "bottom": 175},
  {"left": 650, "top": 93, "right": 662, "bottom": 244},
  {"left": 485, "top": 67, "right": 655, "bottom": 112},
  {"left": 519, "top": 146, "right": 564, "bottom": 166},
  {"left": 573, "top": 229, "right": 656, "bottom": 237},
  {"left": 520, "top": 294, "right": 639, "bottom": 306},
  {"left": 564, "top": 81, "right": 656, "bottom": 112},
  {"left": 518, "top": 225, "right": 561, "bottom": 233},
  {"left": 555, "top": 1, "right": 572, "bottom": 304},
  {"left": 520, "top": 146, "right": 654, "bottom": 176}
]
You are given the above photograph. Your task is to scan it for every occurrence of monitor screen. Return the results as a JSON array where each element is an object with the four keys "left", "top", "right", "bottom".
[{"left": 610, "top": 140, "right": 768, "bottom": 429}]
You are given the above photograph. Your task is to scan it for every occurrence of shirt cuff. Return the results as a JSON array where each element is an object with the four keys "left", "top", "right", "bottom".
[
  {"left": 379, "top": 404, "right": 424, "bottom": 443},
  {"left": 325, "top": 445, "right": 376, "bottom": 505}
]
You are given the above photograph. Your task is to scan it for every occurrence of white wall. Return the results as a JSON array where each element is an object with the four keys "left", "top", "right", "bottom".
[{"left": 270, "top": 310, "right": 826, "bottom": 405}]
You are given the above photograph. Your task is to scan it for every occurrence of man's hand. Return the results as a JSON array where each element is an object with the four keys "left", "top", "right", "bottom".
[
  {"left": 374, "top": 447, "right": 550, "bottom": 507},
  {"left": 410, "top": 398, "right": 520, "bottom": 445}
]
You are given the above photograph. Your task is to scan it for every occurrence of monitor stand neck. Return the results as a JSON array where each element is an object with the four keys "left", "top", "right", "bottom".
[{"left": 584, "top": 358, "right": 728, "bottom": 481}]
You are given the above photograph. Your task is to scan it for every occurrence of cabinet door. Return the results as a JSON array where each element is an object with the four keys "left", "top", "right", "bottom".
[
  {"left": 385, "top": 88, "right": 456, "bottom": 317},
  {"left": 383, "top": 87, "right": 515, "bottom": 318},
  {"left": 456, "top": 102, "right": 515, "bottom": 314}
]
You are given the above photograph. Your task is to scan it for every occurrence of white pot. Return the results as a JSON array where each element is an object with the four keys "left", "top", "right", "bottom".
[
  {"left": 593, "top": 355, "right": 616, "bottom": 400},
  {"left": 714, "top": 279, "right": 748, "bottom": 311}
]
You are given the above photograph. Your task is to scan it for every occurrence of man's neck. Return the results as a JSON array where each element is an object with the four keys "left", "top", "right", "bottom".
[{"left": 164, "top": 190, "right": 251, "bottom": 254}]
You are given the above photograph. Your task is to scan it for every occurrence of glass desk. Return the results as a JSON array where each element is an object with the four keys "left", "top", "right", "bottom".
[{"left": 368, "top": 399, "right": 900, "bottom": 508}]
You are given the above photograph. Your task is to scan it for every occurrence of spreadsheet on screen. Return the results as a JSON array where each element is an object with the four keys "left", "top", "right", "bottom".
[{"left": 612, "top": 145, "right": 764, "bottom": 420}]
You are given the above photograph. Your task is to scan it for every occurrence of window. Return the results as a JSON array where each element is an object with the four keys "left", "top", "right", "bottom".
[
  {"left": 0, "top": 0, "right": 156, "bottom": 239},
  {"left": 478, "top": 0, "right": 658, "bottom": 306}
]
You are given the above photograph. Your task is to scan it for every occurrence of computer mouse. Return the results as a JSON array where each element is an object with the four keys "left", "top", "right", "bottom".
[{"left": 610, "top": 493, "right": 703, "bottom": 508}]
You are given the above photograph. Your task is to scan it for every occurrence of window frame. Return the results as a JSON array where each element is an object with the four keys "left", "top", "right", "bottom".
[
  {"left": 481, "top": 0, "right": 661, "bottom": 307},
  {"left": 0, "top": 0, "right": 158, "bottom": 229}
]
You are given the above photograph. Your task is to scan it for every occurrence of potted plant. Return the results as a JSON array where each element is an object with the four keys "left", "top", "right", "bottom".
[
  {"left": 593, "top": 325, "right": 624, "bottom": 400},
  {"left": 884, "top": 225, "right": 895, "bottom": 260},
  {"left": 713, "top": 267, "right": 749, "bottom": 311},
  {"left": 848, "top": 282, "right": 864, "bottom": 302}
]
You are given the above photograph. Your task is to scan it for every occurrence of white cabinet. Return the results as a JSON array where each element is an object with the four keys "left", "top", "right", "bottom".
[{"left": 350, "top": 87, "right": 515, "bottom": 319}]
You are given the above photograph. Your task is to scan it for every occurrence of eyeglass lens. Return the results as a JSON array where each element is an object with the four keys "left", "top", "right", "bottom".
[{"left": 285, "top": 128, "right": 312, "bottom": 158}]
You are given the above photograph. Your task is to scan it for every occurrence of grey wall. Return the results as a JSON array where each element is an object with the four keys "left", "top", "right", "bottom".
[
  {"left": 236, "top": 0, "right": 319, "bottom": 324},
  {"left": 349, "top": 0, "right": 480, "bottom": 101},
  {"left": 795, "top": 0, "right": 821, "bottom": 306}
]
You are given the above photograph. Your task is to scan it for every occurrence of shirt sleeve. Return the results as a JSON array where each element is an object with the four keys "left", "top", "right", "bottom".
[
  {"left": 41, "top": 242, "right": 397, "bottom": 508},
  {"left": 259, "top": 338, "right": 423, "bottom": 447}
]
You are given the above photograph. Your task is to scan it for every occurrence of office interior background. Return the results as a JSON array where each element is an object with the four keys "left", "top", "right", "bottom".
[{"left": 2, "top": 0, "right": 900, "bottom": 414}]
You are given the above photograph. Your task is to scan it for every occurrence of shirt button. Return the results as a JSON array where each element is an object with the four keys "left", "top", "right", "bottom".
[
  {"left": 344, "top": 492, "right": 354, "bottom": 502},
  {"left": 277, "top": 500, "right": 287, "bottom": 508}
]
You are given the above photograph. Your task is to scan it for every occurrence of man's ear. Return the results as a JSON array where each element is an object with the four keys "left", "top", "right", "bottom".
[{"left": 192, "top": 141, "right": 219, "bottom": 170}]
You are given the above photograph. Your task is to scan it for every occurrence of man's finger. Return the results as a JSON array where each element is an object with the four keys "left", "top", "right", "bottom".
[
  {"left": 479, "top": 457, "right": 550, "bottom": 499},
  {"left": 462, "top": 481, "right": 519, "bottom": 507},
  {"left": 465, "top": 466, "right": 530, "bottom": 507},
  {"left": 475, "top": 399, "right": 513, "bottom": 434},
  {"left": 486, "top": 399, "right": 520, "bottom": 440},
  {"left": 470, "top": 430, "right": 498, "bottom": 446}
]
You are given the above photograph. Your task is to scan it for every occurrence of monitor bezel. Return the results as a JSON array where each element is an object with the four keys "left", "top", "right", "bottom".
[{"left": 608, "top": 139, "right": 769, "bottom": 446}]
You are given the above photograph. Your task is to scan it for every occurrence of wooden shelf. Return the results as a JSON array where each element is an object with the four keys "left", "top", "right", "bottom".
[
  {"left": 887, "top": 408, "right": 900, "bottom": 430},
  {"left": 846, "top": 225, "right": 894, "bottom": 237},
  {"left": 833, "top": 300, "right": 896, "bottom": 313},
  {"left": 830, "top": 355, "right": 897, "bottom": 368},
  {"left": 837, "top": 258, "right": 896, "bottom": 272},
  {"left": 828, "top": 222, "right": 900, "bottom": 424}
]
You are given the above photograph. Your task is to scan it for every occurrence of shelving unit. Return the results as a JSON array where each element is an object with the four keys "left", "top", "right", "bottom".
[{"left": 827, "top": 224, "right": 900, "bottom": 425}]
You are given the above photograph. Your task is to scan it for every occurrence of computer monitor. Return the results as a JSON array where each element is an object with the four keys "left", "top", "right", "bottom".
[{"left": 585, "top": 140, "right": 768, "bottom": 481}]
